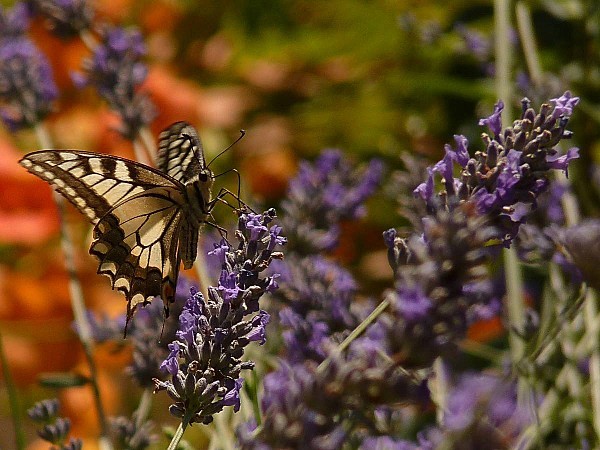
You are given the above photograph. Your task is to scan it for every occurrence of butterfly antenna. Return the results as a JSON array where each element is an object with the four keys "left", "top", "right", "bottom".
[{"left": 207, "top": 130, "right": 246, "bottom": 169}]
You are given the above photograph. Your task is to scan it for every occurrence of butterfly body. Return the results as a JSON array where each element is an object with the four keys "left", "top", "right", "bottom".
[{"left": 19, "top": 122, "right": 214, "bottom": 326}]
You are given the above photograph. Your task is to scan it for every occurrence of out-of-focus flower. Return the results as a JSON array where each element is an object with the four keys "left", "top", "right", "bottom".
[
  {"left": 72, "top": 25, "right": 155, "bottom": 139},
  {"left": 360, "top": 436, "right": 422, "bottom": 450},
  {"left": 28, "top": 398, "right": 82, "bottom": 449},
  {"left": 0, "top": 2, "right": 29, "bottom": 37},
  {"left": 273, "top": 255, "right": 359, "bottom": 363},
  {"left": 413, "top": 372, "right": 530, "bottom": 449},
  {"left": 110, "top": 414, "right": 155, "bottom": 450},
  {"left": 0, "top": 4, "right": 58, "bottom": 130},
  {"left": 281, "top": 149, "right": 384, "bottom": 253},
  {"left": 382, "top": 203, "right": 497, "bottom": 367},
  {"left": 239, "top": 342, "right": 427, "bottom": 449},
  {"left": 561, "top": 219, "right": 600, "bottom": 291},
  {"left": 455, "top": 24, "right": 492, "bottom": 62},
  {"left": 27, "top": 398, "right": 60, "bottom": 422},
  {"left": 154, "top": 209, "right": 285, "bottom": 425},
  {"left": 30, "top": 0, "right": 94, "bottom": 38}
]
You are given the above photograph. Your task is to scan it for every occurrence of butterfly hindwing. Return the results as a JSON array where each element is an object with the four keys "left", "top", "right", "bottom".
[
  {"left": 157, "top": 121, "right": 205, "bottom": 184},
  {"left": 19, "top": 150, "right": 181, "bottom": 224},
  {"left": 89, "top": 187, "right": 185, "bottom": 323}
]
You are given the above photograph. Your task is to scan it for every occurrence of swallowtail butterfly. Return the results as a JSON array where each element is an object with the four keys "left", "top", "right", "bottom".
[{"left": 19, "top": 122, "right": 218, "bottom": 330}]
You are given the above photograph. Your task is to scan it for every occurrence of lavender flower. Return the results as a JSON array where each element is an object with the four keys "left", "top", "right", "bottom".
[
  {"left": 382, "top": 203, "right": 497, "bottom": 367},
  {"left": 0, "top": 4, "right": 58, "bottom": 130},
  {"left": 110, "top": 414, "right": 155, "bottom": 450},
  {"left": 360, "top": 437, "right": 421, "bottom": 450},
  {"left": 273, "top": 255, "right": 360, "bottom": 363},
  {"left": 240, "top": 339, "right": 427, "bottom": 449},
  {"left": 281, "top": 149, "right": 384, "bottom": 253},
  {"left": 414, "top": 92, "right": 580, "bottom": 245},
  {"left": 27, "top": 398, "right": 82, "bottom": 450},
  {"left": 73, "top": 25, "right": 155, "bottom": 139},
  {"left": 409, "top": 372, "right": 530, "bottom": 450},
  {"left": 30, "top": 0, "right": 93, "bottom": 38},
  {"left": 154, "top": 209, "right": 285, "bottom": 425},
  {"left": 27, "top": 398, "right": 60, "bottom": 422},
  {"left": 0, "top": 2, "right": 29, "bottom": 37},
  {"left": 455, "top": 24, "right": 492, "bottom": 62}
]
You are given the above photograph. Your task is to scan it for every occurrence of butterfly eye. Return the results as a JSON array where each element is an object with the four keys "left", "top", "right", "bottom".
[{"left": 199, "top": 172, "right": 209, "bottom": 182}]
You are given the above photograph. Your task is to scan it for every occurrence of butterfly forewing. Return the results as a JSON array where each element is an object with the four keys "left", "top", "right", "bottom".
[
  {"left": 157, "top": 121, "right": 205, "bottom": 184},
  {"left": 20, "top": 150, "right": 181, "bottom": 224},
  {"left": 19, "top": 122, "right": 216, "bottom": 333}
]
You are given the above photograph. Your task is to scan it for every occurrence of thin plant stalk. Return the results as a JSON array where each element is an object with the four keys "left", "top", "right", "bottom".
[
  {"left": 494, "top": 0, "right": 528, "bottom": 405},
  {"left": 515, "top": 2, "right": 543, "bottom": 86},
  {"left": 134, "top": 387, "right": 153, "bottom": 430},
  {"left": 139, "top": 125, "right": 158, "bottom": 164},
  {"left": 34, "top": 123, "right": 113, "bottom": 450},
  {"left": 317, "top": 297, "right": 390, "bottom": 374},
  {"left": 79, "top": 29, "right": 97, "bottom": 50},
  {"left": 0, "top": 332, "right": 26, "bottom": 450},
  {"left": 212, "top": 409, "right": 236, "bottom": 450},
  {"left": 167, "top": 421, "right": 186, "bottom": 450},
  {"left": 133, "top": 138, "right": 152, "bottom": 166},
  {"left": 584, "top": 289, "right": 600, "bottom": 439}
]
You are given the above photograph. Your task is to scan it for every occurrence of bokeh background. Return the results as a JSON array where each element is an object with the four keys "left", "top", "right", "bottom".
[{"left": 1, "top": 0, "right": 600, "bottom": 448}]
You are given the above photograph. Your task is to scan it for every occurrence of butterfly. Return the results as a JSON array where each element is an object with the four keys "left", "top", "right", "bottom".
[{"left": 19, "top": 122, "right": 219, "bottom": 331}]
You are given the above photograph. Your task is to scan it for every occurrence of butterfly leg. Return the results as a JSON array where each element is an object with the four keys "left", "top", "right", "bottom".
[
  {"left": 209, "top": 187, "right": 256, "bottom": 213},
  {"left": 212, "top": 168, "right": 247, "bottom": 209},
  {"left": 204, "top": 214, "right": 230, "bottom": 241}
]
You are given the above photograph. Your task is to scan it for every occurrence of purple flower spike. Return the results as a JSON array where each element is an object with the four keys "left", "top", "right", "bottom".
[
  {"left": 30, "top": 0, "right": 93, "bottom": 38},
  {"left": 221, "top": 378, "right": 244, "bottom": 412},
  {"left": 0, "top": 3, "right": 30, "bottom": 37},
  {"left": 0, "top": 6, "right": 58, "bottom": 130},
  {"left": 154, "top": 210, "right": 285, "bottom": 426},
  {"left": 282, "top": 149, "right": 384, "bottom": 252},
  {"left": 395, "top": 286, "right": 433, "bottom": 322},
  {"left": 413, "top": 167, "right": 434, "bottom": 202},
  {"left": 73, "top": 25, "right": 155, "bottom": 139},
  {"left": 416, "top": 93, "right": 579, "bottom": 245}
]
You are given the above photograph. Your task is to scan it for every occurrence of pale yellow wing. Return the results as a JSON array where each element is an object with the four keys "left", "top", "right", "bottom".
[{"left": 89, "top": 187, "right": 185, "bottom": 326}]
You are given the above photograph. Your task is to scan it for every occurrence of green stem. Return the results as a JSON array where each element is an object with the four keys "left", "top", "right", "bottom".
[
  {"left": 515, "top": 2, "right": 543, "bottom": 86},
  {"left": 167, "top": 421, "right": 187, "bottom": 450},
  {"left": 494, "top": 0, "right": 512, "bottom": 105},
  {"left": 317, "top": 297, "right": 390, "bottom": 373},
  {"left": 494, "top": 0, "right": 529, "bottom": 406},
  {"left": 212, "top": 409, "right": 235, "bottom": 450},
  {"left": 134, "top": 388, "right": 153, "bottom": 430},
  {"left": 139, "top": 126, "right": 158, "bottom": 164},
  {"left": 0, "top": 332, "right": 26, "bottom": 450},
  {"left": 583, "top": 289, "right": 600, "bottom": 439},
  {"left": 79, "top": 29, "right": 98, "bottom": 50},
  {"left": 133, "top": 139, "right": 152, "bottom": 166}
]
